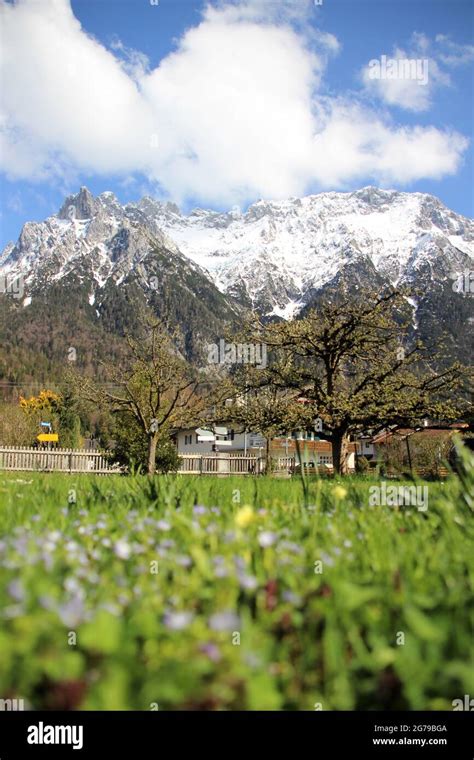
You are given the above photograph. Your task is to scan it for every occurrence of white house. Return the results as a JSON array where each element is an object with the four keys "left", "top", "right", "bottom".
[
  {"left": 175, "top": 426, "right": 357, "bottom": 469},
  {"left": 356, "top": 436, "right": 376, "bottom": 460},
  {"left": 175, "top": 427, "right": 260, "bottom": 455}
]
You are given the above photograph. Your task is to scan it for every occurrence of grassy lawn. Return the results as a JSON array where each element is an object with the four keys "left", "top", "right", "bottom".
[{"left": 0, "top": 460, "right": 473, "bottom": 710}]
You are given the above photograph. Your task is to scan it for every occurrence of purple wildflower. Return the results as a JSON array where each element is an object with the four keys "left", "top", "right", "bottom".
[
  {"left": 7, "top": 579, "right": 24, "bottom": 602},
  {"left": 163, "top": 611, "right": 194, "bottom": 630},
  {"left": 258, "top": 531, "right": 277, "bottom": 548},
  {"left": 238, "top": 573, "right": 258, "bottom": 591},
  {"left": 209, "top": 611, "right": 240, "bottom": 631},
  {"left": 199, "top": 643, "right": 221, "bottom": 662},
  {"left": 114, "top": 540, "right": 131, "bottom": 560}
]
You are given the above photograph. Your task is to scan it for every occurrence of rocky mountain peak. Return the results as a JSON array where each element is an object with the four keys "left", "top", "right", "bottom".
[
  {"left": 0, "top": 185, "right": 472, "bottom": 367},
  {"left": 1, "top": 186, "right": 472, "bottom": 325},
  {"left": 58, "top": 186, "right": 97, "bottom": 221}
]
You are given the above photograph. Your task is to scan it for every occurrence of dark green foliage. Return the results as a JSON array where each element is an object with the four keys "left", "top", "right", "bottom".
[
  {"left": 56, "top": 385, "right": 83, "bottom": 448},
  {"left": 112, "top": 413, "right": 181, "bottom": 474},
  {"left": 356, "top": 455, "right": 371, "bottom": 473},
  {"left": 0, "top": 243, "right": 242, "bottom": 394}
]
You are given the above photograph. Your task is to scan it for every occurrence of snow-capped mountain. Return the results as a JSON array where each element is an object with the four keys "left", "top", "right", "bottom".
[
  {"left": 136, "top": 186, "right": 474, "bottom": 316},
  {"left": 2, "top": 186, "right": 472, "bottom": 317},
  {"left": 0, "top": 186, "right": 473, "bottom": 372},
  {"left": 0, "top": 187, "right": 194, "bottom": 295}
]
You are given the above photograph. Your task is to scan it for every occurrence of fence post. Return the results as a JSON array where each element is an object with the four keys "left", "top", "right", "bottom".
[{"left": 0, "top": 446, "right": 115, "bottom": 475}]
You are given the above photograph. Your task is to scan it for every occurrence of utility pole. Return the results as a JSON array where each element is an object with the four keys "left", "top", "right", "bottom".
[
  {"left": 405, "top": 434, "right": 412, "bottom": 471},
  {"left": 402, "top": 427, "right": 422, "bottom": 472}
]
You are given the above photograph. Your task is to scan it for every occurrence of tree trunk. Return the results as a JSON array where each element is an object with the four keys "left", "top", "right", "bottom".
[
  {"left": 265, "top": 437, "right": 271, "bottom": 475},
  {"left": 147, "top": 433, "right": 158, "bottom": 475},
  {"left": 332, "top": 431, "right": 350, "bottom": 475}
]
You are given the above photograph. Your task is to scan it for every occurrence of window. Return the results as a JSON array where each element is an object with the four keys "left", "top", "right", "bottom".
[
  {"left": 196, "top": 434, "right": 199, "bottom": 444},
  {"left": 319, "top": 455, "right": 333, "bottom": 464}
]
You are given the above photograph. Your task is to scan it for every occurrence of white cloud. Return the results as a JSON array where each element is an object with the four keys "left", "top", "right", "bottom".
[
  {"left": 0, "top": 0, "right": 469, "bottom": 206},
  {"left": 361, "top": 34, "right": 452, "bottom": 112},
  {"left": 0, "top": 0, "right": 156, "bottom": 180},
  {"left": 361, "top": 32, "right": 473, "bottom": 113},
  {"left": 435, "top": 34, "right": 474, "bottom": 67},
  {"left": 312, "top": 103, "right": 468, "bottom": 186},
  {"left": 109, "top": 37, "right": 151, "bottom": 81}
]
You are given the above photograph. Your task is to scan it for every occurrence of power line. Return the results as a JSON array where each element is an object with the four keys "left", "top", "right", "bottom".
[{"left": 0, "top": 381, "right": 122, "bottom": 388}]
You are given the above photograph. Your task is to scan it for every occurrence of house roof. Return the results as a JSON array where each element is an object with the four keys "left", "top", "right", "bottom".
[
  {"left": 371, "top": 427, "right": 461, "bottom": 445},
  {"left": 270, "top": 439, "right": 358, "bottom": 453}
]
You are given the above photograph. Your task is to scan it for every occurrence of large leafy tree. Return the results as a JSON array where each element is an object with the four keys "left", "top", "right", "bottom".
[
  {"left": 0, "top": 403, "right": 38, "bottom": 446},
  {"left": 215, "top": 385, "right": 302, "bottom": 467},
  {"left": 230, "top": 290, "right": 469, "bottom": 474},
  {"left": 74, "top": 321, "right": 205, "bottom": 474},
  {"left": 112, "top": 411, "right": 182, "bottom": 474}
]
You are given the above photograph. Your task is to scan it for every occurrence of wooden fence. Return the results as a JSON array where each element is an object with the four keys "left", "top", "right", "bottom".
[
  {"left": 177, "top": 454, "right": 305, "bottom": 476},
  {"left": 0, "top": 448, "right": 291, "bottom": 476},
  {"left": 0, "top": 447, "right": 120, "bottom": 474},
  {"left": 177, "top": 453, "right": 267, "bottom": 476},
  {"left": 384, "top": 465, "right": 450, "bottom": 479},
  {"left": 0, "top": 448, "right": 449, "bottom": 478}
]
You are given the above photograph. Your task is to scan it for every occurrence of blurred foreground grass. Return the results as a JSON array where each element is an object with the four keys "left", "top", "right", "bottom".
[{"left": 0, "top": 449, "right": 472, "bottom": 710}]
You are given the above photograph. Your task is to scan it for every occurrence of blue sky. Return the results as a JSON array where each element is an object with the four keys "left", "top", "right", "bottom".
[{"left": 0, "top": 0, "right": 472, "bottom": 249}]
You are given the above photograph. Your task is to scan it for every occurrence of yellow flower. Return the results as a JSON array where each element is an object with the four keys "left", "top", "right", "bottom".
[
  {"left": 235, "top": 506, "right": 255, "bottom": 528},
  {"left": 333, "top": 485, "right": 348, "bottom": 500}
]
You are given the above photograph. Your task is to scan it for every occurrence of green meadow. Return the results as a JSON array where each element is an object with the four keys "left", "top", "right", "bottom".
[{"left": 0, "top": 455, "right": 473, "bottom": 710}]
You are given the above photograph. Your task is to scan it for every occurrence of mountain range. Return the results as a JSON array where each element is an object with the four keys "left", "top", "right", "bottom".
[{"left": 1, "top": 186, "right": 473, "bottom": 385}]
